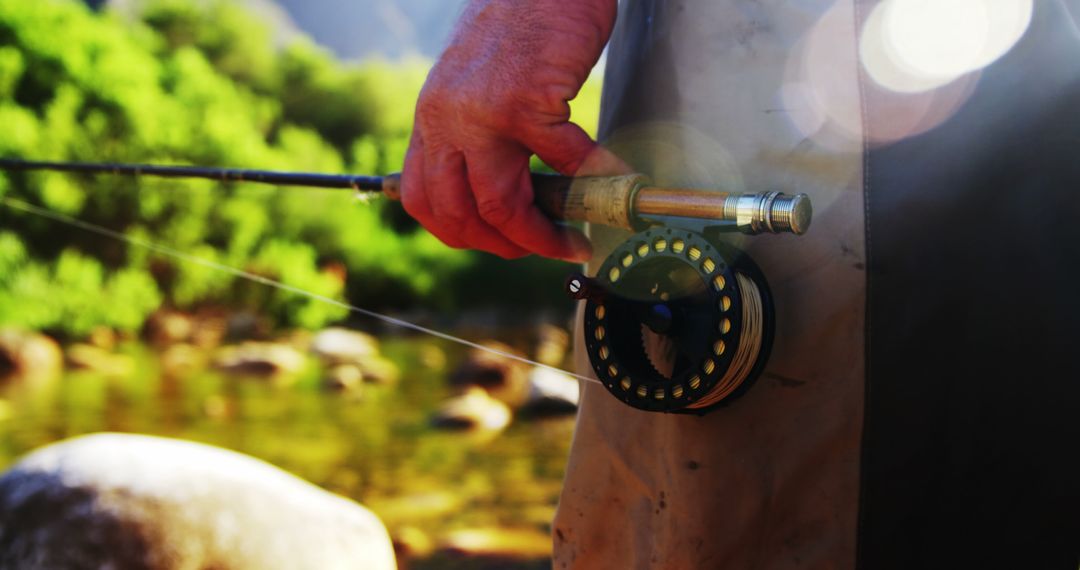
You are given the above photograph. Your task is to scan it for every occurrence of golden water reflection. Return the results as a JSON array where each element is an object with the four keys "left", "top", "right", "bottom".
[{"left": 0, "top": 338, "right": 574, "bottom": 569}]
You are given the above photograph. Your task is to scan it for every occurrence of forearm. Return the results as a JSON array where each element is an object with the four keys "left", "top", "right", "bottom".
[{"left": 437, "top": 0, "right": 617, "bottom": 127}]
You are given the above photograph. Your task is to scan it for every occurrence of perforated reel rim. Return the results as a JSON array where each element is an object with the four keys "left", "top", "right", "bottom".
[
  {"left": 684, "top": 240, "right": 775, "bottom": 415},
  {"left": 583, "top": 228, "right": 772, "bottom": 413}
]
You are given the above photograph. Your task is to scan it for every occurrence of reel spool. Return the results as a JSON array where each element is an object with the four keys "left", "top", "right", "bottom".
[{"left": 572, "top": 228, "right": 774, "bottom": 414}]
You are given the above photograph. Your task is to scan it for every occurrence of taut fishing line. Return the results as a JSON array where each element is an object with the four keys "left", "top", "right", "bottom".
[{"left": 0, "top": 196, "right": 602, "bottom": 386}]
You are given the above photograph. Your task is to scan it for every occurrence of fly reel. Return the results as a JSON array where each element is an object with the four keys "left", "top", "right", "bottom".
[{"left": 568, "top": 229, "right": 774, "bottom": 414}]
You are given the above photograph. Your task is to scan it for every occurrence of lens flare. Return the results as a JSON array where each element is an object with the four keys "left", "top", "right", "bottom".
[
  {"left": 780, "top": 0, "right": 863, "bottom": 151},
  {"left": 861, "top": 0, "right": 1033, "bottom": 94}
]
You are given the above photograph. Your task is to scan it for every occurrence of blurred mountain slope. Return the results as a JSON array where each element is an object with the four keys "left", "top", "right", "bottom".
[
  {"left": 96, "top": 0, "right": 467, "bottom": 60},
  {"left": 274, "top": 0, "right": 466, "bottom": 60}
]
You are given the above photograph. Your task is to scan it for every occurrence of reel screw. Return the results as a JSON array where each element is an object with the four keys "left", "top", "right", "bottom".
[{"left": 565, "top": 273, "right": 605, "bottom": 301}]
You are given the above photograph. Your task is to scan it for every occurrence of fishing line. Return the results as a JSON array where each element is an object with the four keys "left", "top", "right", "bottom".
[
  {"left": 686, "top": 273, "right": 763, "bottom": 410},
  {"left": 0, "top": 196, "right": 602, "bottom": 386}
]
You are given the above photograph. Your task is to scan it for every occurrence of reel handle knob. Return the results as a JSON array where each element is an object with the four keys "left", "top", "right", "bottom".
[{"left": 565, "top": 273, "right": 606, "bottom": 301}]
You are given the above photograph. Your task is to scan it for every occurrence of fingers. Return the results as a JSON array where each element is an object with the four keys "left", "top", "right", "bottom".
[
  {"left": 466, "top": 144, "right": 592, "bottom": 263},
  {"left": 403, "top": 130, "right": 529, "bottom": 259},
  {"left": 401, "top": 131, "right": 466, "bottom": 249},
  {"left": 424, "top": 149, "right": 529, "bottom": 259},
  {"left": 526, "top": 122, "right": 633, "bottom": 177},
  {"left": 405, "top": 117, "right": 627, "bottom": 262}
]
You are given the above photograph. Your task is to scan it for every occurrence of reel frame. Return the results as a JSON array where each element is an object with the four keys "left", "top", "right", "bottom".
[{"left": 582, "top": 228, "right": 775, "bottom": 414}]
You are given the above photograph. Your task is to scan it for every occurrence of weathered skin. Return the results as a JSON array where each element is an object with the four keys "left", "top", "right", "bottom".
[{"left": 401, "top": 0, "right": 623, "bottom": 262}]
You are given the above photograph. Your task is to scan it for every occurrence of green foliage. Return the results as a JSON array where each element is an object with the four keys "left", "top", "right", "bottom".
[
  {"left": 0, "top": 0, "right": 599, "bottom": 338},
  {"left": 0, "top": 46, "right": 23, "bottom": 99},
  {"left": 140, "top": 0, "right": 278, "bottom": 92},
  {"left": 0, "top": 236, "right": 162, "bottom": 336}
]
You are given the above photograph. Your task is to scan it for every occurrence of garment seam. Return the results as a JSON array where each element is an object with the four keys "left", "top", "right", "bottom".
[{"left": 853, "top": 0, "right": 874, "bottom": 568}]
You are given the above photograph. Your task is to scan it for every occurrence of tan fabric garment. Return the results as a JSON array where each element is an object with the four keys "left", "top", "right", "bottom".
[{"left": 554, "top": 1, "right": 867, "bottom": 568}]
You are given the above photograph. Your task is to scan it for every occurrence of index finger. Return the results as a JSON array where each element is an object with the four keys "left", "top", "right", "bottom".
[{"left": 465, "top": 146, "right": 591, "bottom": 262}]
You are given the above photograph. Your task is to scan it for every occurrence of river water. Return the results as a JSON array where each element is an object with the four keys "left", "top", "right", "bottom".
[{"left": 0, "top": 336, "right": 576, "bottom": 569}]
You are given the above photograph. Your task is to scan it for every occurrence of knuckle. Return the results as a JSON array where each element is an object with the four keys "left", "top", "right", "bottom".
[
  {"left": 475, "top": 197, "right": 517, "bottom": 227},
  {"left": 429, "top": 198, "right": 473, "bottom": 227},
  {"left": 435, "top": 208, "right": 470, "bottom": 228}
]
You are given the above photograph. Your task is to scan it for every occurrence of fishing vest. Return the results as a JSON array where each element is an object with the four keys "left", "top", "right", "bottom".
[{"left": 555, "top": 1, "right": 1080, "bottom": 568}]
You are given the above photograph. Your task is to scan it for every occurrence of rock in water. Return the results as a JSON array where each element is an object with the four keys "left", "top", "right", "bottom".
[
  {"left": 213, "top": 342, "right": 306, "bottom": 378},
  {"left": 310, "top": 328, "right": 399, "bottom": 386},
  {"left": 310, "top": 328, "right": 379, "bottom": 365},
  {"left": 357, "top": 355, "right": 400, "bottom": 385},
  {"left": 0, "top": 433, "right": 396, "bottom": 570},
  {"left": 66, "top": 344, "right": 135, "bottom": 377},
  {"left": 533, "top": 324, "right": 570, "bottom": 367},
  {"left": 323, "top": 364, "right": 364, "bottom": 392},
  {"left": 437, "top": 527, "right": 553, "bottom": 562},
  {"left": 144, "top": 310, "right": 195, "bottom": 347},
  {"left": 449, "top": 342, "right": 529, "bottom": 409},
  {"left": 0, "top": 329, "right": 62, "bottom": 385},
  {"left": 522, "top": 367, "right": 580, "bottom": 416},
  {"left": 431, "top": 388, "right": 512, "bottom": 432}
]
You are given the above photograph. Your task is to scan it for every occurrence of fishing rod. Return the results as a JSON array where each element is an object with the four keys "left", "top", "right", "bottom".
[
  {"left": 0, "top": 157, "right": 813, "bottom": 414},
  {"left": 0, "top": 158, "right": 810, "bottom": 235}
]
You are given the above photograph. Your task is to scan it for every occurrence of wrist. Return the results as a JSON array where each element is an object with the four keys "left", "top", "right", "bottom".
[{"left": 454, "top": 0, "right": 617, "bottom": 57}]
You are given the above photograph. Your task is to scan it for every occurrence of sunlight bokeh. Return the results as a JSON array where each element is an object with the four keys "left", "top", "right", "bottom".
[{"left": 861, "top": 0, "right": 1033, "bottom": 94}]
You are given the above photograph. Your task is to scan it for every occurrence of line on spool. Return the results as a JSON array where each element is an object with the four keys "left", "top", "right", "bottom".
[{"left": 687, "top": 272, "right": 763, "bottom": 410}]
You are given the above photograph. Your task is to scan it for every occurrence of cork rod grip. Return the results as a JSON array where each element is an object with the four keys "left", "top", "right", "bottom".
[
  {"left": 529, "top": 173, "right": 646, "bottom": 230},
  {"left": 382, "top": 172, "right": 646, "bottom": 231}
]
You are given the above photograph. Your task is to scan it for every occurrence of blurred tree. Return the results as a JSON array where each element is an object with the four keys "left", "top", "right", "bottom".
[{"left": 0, "top": 0, "right": 598, "bottom": 339}]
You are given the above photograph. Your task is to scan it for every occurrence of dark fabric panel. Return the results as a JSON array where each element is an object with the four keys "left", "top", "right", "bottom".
[{"left": 859, "top": 2, "right": 1080, "bottom": 568}]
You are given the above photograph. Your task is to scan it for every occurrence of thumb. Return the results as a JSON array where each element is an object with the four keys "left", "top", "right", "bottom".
[{"left": 527, "top": 122, "right": 633, "bottom": 177}]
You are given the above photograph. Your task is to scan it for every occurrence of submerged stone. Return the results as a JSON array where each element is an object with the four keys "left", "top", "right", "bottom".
[
  {"left": 431, "top": 387, "right": 512, "bottom": 432},
  {"left": 213, "top": 342, "right": 306, "bottom": 378},
  {"left": 522, "top": 367, "right": 580, "bottom": 416},
  {"left": 66, "top": 343, "right": 135, "bottom": 377},
  {"left": 310, "top": 328, "right": 379, "bottom": 366},
  {"left": 438, "top": 527, "right": 552, "bottom": 561},
  {"left": 0, "top": 329, "right": 62, "bottom": 385},
  {"left": 323, "top": 364, "right": 364, "bottom": 392},
  {"left": 449, "top": 341, "right": 530, "bottom": 409}
]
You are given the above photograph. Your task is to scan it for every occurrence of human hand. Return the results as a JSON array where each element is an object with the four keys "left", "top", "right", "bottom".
[{"left": 401, "top": 0, "right": 622, "bottom": 262}]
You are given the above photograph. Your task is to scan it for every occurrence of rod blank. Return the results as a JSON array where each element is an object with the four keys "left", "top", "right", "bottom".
[
  {"left": 0, "top": 158, "right": 811, "bottom": 234},
  {"left": 0, "top": 158, "right": 386, "bottom": 192}
]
